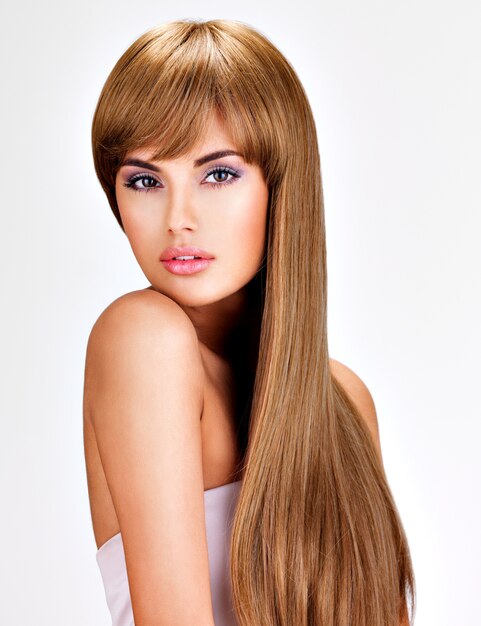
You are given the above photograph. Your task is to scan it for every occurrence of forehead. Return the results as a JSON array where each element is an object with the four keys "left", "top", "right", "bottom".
[{"left": 126, "top": 111, "right": 239, "bottom": 164}]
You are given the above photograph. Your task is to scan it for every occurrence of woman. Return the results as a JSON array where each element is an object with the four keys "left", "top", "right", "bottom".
[{"left": 83, "top": 18, "right": 416, "bottom": 626}]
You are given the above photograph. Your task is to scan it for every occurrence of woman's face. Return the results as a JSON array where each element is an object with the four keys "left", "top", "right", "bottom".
[{"left": 115, "top": 113, "right": 269, "bottom": 308}]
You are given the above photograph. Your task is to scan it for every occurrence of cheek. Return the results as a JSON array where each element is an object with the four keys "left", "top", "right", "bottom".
[
  {"left": 116, "top": 184, "right": 154, "bottom": 235},
  {"left": 115, "top": 188, "right": 158, "bottom": 260},
  {"left": 230, "top": 185, "right": 269, "bottom": 261}
]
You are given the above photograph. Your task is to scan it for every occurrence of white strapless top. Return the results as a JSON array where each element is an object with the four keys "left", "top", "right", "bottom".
[{"left": 96, "top": 480, "right": 242, "bottom": 626}]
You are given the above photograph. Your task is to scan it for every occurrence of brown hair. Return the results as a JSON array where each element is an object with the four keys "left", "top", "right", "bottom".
[{"left": 92, "top": 18, "right": 415, "bottom": 625}]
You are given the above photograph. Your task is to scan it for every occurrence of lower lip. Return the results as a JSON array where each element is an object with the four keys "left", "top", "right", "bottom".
[{"left": 161, "top": 258, "right": 215, "bottom": 275}]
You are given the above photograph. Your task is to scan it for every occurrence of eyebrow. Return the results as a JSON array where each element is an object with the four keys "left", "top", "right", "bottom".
[{"left": 121, "top": 150, "right": 243, "bottom": 172}]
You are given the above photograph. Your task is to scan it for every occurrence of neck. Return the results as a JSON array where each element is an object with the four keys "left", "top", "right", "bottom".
[{"left": 148, "top": 271, "right": 265, "bottom": 367}]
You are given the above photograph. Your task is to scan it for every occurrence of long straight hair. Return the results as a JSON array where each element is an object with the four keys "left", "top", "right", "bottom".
[{"left": 91, "top": 19, "right": 415, "bottom": 626}]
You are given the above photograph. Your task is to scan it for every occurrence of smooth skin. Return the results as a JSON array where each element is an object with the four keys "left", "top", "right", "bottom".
[
  {"left": 114, "top": 110, "right": 269, "bottom": 357},
  {"left": 83, "top": 111, "right": 402, "bottom": 625}
]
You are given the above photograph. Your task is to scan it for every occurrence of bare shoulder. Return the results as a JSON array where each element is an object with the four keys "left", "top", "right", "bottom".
[
  {"left": 82, "top": 288, "right": 213, "bottom": 622},
  {"left": 329, "top": 358, "right": 383, "bottom": 464},
  {"left": 84, "top": 288, "right": 202, "bottom": 409},
  {"left": 87, "top": 288, "right": 197, "bottom": 347}
]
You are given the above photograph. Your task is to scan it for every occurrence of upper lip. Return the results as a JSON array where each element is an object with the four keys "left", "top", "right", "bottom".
[{"left": 160, "top": 246, "right": 215, "bottom": 261}]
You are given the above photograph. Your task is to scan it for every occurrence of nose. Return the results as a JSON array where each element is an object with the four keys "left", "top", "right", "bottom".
[{"left": 164, "top": 183, "right": 198, "bottom": 233}]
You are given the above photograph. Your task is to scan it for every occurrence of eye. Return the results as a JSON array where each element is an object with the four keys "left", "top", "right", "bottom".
[
  {"left": 122, "top": 165, "right": 241, "bottom": 194},
  {"left": 123, "top": 173, "right": 161, "bottom": 193},
  {"left": 203, "top": 166, "right": 240, "bottom": 188}
]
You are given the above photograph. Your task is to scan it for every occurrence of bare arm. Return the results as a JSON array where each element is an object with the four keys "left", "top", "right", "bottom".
[{"left": 84, "top": 291, "right": 215, "bottom": 626}]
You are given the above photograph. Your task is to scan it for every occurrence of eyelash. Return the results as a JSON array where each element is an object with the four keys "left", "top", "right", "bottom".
[{"left": 122, "top": 166, "right": 241, "bottom": 193}]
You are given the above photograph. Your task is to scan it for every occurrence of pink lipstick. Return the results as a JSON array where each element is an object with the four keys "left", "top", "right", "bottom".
[{"left": 160, "top": 246, "right": 215, "bottom": 276}]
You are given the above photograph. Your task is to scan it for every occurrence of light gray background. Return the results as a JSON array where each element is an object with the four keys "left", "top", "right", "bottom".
[{"left": 1, "top": 2, "right": 479, "bottom": 625}]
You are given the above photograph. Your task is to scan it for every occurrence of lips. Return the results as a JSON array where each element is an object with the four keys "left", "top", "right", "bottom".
[{"left": 159, "top": 246, "right": 215, "bottom": 261}]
